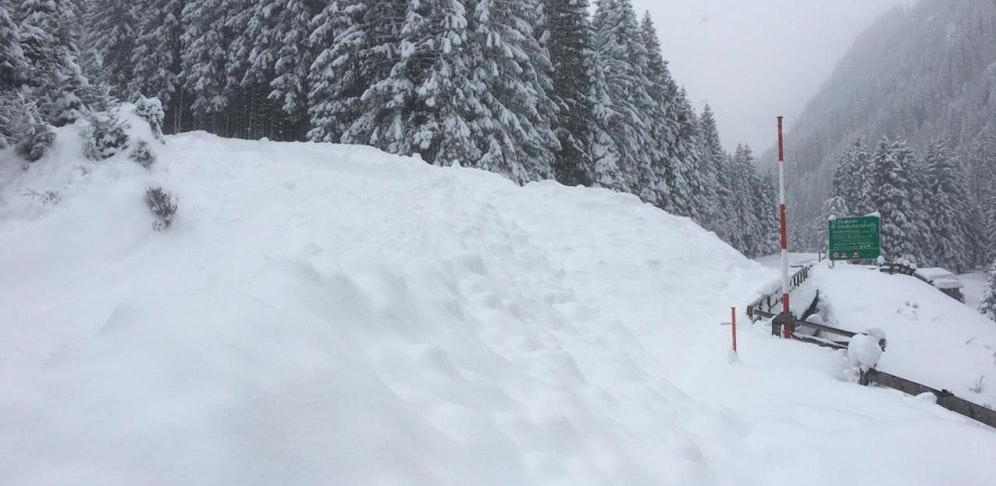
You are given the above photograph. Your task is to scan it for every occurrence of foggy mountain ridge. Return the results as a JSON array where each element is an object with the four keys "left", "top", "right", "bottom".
[{"left": 764, "top": 0, "right": 996, "bottom": 263}]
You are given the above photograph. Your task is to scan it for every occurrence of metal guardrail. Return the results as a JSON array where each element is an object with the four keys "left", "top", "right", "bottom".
[
  {"left": 864, "top": 369, "right": 996, "bottom": 429},
  {"left": 759, "top": 312, "right": 996, "bottom": 429},
  {"left": 753, "top": 310, "right": 857, "bottom": 341},
  {"left": 746, "top": 261, "right": 996, "bottom": 429},
  {"left": 879, "top": 261, "right": 916, "bottom": 276},
  {"left": 746, "top": 264, "right": 814, "bottom": 321}
]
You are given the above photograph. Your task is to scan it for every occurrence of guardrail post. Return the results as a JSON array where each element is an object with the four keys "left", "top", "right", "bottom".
[{"left": 772, "top": 311, "right": 793, "bottom": 338}]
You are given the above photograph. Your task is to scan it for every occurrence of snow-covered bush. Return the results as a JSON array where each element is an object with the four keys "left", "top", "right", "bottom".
[
  {"left": 145, "top": 186, "right": 177, "bottom": 231},
  {"left": 129, "top": 139, "right": 156, "bottom": 169},
  {"left": 83, "top": 112, "right": 131, "bottom": 161},
  {"left": 969, "top": 375, "right": 987, "bottom": 394},
  {"left": 979, "top": 261, "right": 996, "bottom": 321},
  {"left": 15, "top": 123, "right": 56, "bottom": 163},
  {"left": 23, "top": 189, "right": 61, "bottom": 206},
  {"left": 135, "top": 96, "right": 165, "bottom": 142}
]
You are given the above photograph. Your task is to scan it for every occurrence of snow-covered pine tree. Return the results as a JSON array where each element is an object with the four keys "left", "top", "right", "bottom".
[
  {"left": 906, "top": 146, "right": 934, "bottom": 265},
  {"left": 634, "top": 12, "right": 674, "bottom": 209},
  {"left": 684, "top": 97, "right": 719, "bottom": 228},
  {"left": 722, "top": 150, "right": 744, "bottom": 252},
  {"left": 542, "top": 0, "right": 595, "bottom": 187},
  {"left": 85, "top": 0, "right": 138, "bottom": 100},
  {"left": 667, "top": 87, "right": 703, "bottom": 218},
  {"left": 698, "top": 105, "right": 732, "bottom": 241},
  {"left": 818, "top": 195, "right": 849, "bottom": 252},
  {"left": 304, "top": 2, "right": 343, "bottom": 142},
  {"left": 307, "top": 1, "right": 396, "bottom": 143},
  {"left": 339, "top": 0, "right": 420, "bottom": 156},
  {"left": 589, "top": 0, "right": 656, "bottom": 193},
  {"left": 0, "top": 0, "right": 28, "bottom": 148},
  {"left": 979, "top": 260, "right": 996, "bottom": 321},
  {"left": 407, "top": 0, "right": 486, "bottom": 166},
  {"left": 131, "top": 0, "right": 185, "bottom": 133},
  {"left": 757, "top": 170, "right": 780, "bottom": 256},
  {"left": 231, "top": 0, "right": 316, "bottom": 140},
  {"left": 730, "top": 144, "right": 763, "bottom": 256},
  {"left": 831, "top": 141, "right": 855, "bottom": 201},
  {"left": 921, "top": 138, "right": 976, "bottom": 272},
  {"left": 18, "top": 0, "right": 89, "bottom": 126},
  {"left": 215, "top": 0, "right": 259, "bottom": 139},
  {"left": 985, "top": 193, "right": 996, "bottom": 263},
  {"left": 832, "top": 138, "right": 874, "bottom": 215},
  {"left": 965, "top": 130, "right": 996, "bottom": 262},
  {"left": 267, "top": 0, "right": 320, "bottom": 137},
  {"left": 240, "top": 0, "right": 283, "bottom": 95},
  {"left": 0, "top": 0, "right": 26, "bottom": 90},
  {"left": 851, "top": 139, "right": 873, "bottom": 214},
  {"left": 466, "top": 0, "right": 558, "bottom": 183},
  {"left": 181, "top": 0, "right": 235, "bottom": 127},
  {"left": 587, "top": 42, "right": 622, "bottom": 189},
  {"left": 870, "top": 137, "right": 920, "bottom": 263},
  {"left": 352, "top": 0, "right": 486, "bottom": 166}
]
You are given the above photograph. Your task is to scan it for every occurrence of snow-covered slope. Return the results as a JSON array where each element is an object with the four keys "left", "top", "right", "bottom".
[{"left": 2, "top": 127, "right": 995, "bottom": 485}]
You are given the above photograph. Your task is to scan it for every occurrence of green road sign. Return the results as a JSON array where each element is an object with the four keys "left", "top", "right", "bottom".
[{"left": 828, "top": 216, "right": 881, "bottom": 260}]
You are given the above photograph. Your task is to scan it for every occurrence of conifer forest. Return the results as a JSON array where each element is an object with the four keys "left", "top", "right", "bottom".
[
  {"left": 0, "top": 0, "right": 781, "bottom": 258},
  {"left": 2, "top": 0, "right": 995, "bottom": 270}
]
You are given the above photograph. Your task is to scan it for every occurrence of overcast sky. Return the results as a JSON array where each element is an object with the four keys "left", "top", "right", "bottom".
[{"left": 630, "top": 0, "right": 914, "bottom": 152}]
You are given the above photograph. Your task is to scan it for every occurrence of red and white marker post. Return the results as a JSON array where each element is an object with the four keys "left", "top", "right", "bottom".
[
  {"left": 777, "top": 117, "right": 792, "bottom": 339},
  {"left": 731, "top": 306, "right": 738, "bottom": 353}
]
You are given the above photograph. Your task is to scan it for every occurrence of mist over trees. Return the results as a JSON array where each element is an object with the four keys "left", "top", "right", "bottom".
[
  {"left": 768, "top": 0, "right": 996, "bottom": 271},
  {"left": 0, "top": 0, "right": 783, "bottom": 258}
]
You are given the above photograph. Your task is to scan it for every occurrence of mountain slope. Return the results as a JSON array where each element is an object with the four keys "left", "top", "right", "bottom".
[{"left": 769, "top": 0, "right": 996, "bottom": 250}]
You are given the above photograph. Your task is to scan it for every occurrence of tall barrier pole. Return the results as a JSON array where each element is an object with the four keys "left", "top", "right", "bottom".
[{"left": 778, "top": 116, "right": 792, "bottom": 338}]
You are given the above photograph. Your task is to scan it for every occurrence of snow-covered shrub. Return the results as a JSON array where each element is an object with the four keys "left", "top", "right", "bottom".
[
  {"left": 129, "top": 139, "right": 156, "bottom": 169},
  {"left": 15, "top": 123, "right": 56, "bottom": 163},
  {"left": 23, "top": 189, "right": 61, "bottom": 206},
  {"left": 145, "top": 186, "right": 177, "bottom": 231},
  {"left": 970, "top": 375, "right": 987, "bottom": 394},
  {"left": 83, "top": 112, "right": 130, "bottom": 160},
  {"left": 135, "top": 96, "right": 165, "bottom": 142}
]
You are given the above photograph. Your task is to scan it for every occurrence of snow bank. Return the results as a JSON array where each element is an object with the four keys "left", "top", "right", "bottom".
[{"left": 2, "top": 130, "right": 994, "bottom": 485}]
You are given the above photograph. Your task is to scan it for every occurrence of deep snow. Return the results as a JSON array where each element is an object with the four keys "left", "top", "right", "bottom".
[{"left": 2, "top": 119, "right": 995, "bottom": 485}]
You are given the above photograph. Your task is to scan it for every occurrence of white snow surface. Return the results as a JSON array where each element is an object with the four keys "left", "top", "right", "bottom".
[{"left": 2, "top": 127, "right": 996, "bottom": 485}]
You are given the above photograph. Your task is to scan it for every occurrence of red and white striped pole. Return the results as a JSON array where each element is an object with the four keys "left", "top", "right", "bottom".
[
  {"left": 778, "top": 116, "right": 791, "bottom": 339},
  {"left": 731, "top": 306, "right": 738, "bottom": 353}
]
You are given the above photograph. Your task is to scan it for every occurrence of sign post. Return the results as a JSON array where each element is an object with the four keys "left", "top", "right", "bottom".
[{"left": 828, "top": 216, "right": 881, "bottom": 261}]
